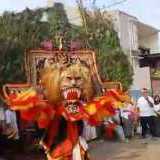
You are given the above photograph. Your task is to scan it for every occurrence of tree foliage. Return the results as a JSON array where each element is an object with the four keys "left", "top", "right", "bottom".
[
  {"left": 0, "top": 9, "right": 50, "bottom": 85},
  {"left": 0, "top": 4, "right": 70, "bottom": 86},
  {"left": 0, "top": 2, "right": 133, "bottom": 90}
]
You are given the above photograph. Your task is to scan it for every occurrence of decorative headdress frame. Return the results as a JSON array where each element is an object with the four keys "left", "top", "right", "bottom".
[{"left": 25, "top": 49, "right": 103, "bottom": 87}]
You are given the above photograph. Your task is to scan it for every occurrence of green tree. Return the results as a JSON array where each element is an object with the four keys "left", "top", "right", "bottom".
[
  {"left": 0, "top": 9, "right": 50, "bottom": 85},
  {"left": 0, "top": 2, "right": 133, "bottom": 90},
  {"left": 0, "top": 4, "right": 74, "bottom": 86}
]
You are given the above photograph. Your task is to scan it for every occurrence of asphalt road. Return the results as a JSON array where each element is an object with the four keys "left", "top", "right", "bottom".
[
  {"left": 89, "top": 137, "right": 160, "bottom": 160},
  {"left": 1, "top": 137, "right": 160, "bottom": 160}
]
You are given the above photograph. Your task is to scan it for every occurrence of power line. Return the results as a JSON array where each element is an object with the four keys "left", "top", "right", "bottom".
[{"left": 106, "top": 0, "right": 128, "bottom": 8}]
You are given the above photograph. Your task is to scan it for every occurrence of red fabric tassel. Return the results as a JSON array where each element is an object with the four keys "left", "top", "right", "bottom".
[{"left": 105, "top": 123, "right": 117, "bottom": 139}]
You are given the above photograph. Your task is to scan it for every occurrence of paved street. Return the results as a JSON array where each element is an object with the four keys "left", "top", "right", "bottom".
[
  {"left": 1, "top": 137, "right": 160, "bottom": 160},
  {"left": 89, "top": 137, "right": 160, "bottom": 160}
]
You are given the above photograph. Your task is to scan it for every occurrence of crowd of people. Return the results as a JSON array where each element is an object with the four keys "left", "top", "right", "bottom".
[{"left": 83, "top": 88, "right": 160, "bottom": 143}]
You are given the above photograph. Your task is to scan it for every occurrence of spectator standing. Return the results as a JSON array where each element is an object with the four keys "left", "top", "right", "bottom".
[
  {"left": 153, "top": 95, "right": 160, "bottom": 113},
  {"left": 104, "top": 109, "right": 126, "bottom": 142},
  {"left": 0, "top": 101, "right": 6, "bottom": 156},
  {"left": 137, "top": 88, "right": 156, "bottom": 138},
  {"left": 0, "top": 101, "right": 5, "bottom": 134},
  {"left": 0, "top": 106, "right": 20, "bottom": 157},
  {"left": 153, "top": 95, "right": 160, "bottom": 136},
  {"left": 121, "top": 102, "right": 135, "bottom": 140},
  {"left": 5, "top": 108, "right": 19, "bottom": 140}
]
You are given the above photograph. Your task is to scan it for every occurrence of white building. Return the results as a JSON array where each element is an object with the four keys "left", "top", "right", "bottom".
[{"left": 106, "top": 10, "right": 159, "bottom": 99}]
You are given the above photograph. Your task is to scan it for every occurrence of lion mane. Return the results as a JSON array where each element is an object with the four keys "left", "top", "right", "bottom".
[{"left": 40, "top": 62, "right": 94, "bottom": 104}]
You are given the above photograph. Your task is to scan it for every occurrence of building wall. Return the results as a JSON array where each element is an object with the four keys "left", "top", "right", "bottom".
[
  {"left": 128, "top": 57, "right": 152, "bottom": 99},
  {"left": 108, "top": 11, "right": 138, "bottom": 52},
  {"left": 131, "top": 60, "right": 151, "bottom": 90},
  {"left": 152, "top": 79, "right": 160, "bottom": 96},
  {"left": 118, "top": 12, "right": 138, "bottom": 51}
]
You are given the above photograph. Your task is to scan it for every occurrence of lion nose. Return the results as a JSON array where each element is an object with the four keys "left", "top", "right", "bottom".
[{"left": 71, "top": 79, "right": 76, "bottom": 86}]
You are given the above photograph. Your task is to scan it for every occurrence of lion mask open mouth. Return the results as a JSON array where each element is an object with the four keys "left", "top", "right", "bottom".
[{"left": 62, "top": 88, "right": 81, "bottom": 102}]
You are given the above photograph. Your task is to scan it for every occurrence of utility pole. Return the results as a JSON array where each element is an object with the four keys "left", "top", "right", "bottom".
[{"left": 106, "top": 0, "right": 128, "bottom": 8}]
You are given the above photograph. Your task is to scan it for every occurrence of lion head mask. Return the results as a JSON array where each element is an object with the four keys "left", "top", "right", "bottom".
[{"left": 40, "top": 55, "right": 94, "bottom": 105}]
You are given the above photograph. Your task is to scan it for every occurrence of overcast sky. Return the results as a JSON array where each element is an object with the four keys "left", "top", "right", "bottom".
[{"left": 0, "top": 0, "right": 160, "bottom": 29}]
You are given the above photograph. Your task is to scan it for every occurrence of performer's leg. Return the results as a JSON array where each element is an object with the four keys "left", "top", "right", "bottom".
[
  {"left": 148, "top": 116, "right": 156, "bottom": 137},
  {"left": 140, "top": 117, "right": 148, "bottom": 138}
]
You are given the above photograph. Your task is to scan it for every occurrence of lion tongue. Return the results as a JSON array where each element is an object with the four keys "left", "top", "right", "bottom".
[{"left": 67, "top": 91, "right": 78, "bottom": 100}]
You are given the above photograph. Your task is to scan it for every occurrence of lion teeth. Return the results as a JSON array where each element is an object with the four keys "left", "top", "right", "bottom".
[
  {"left": 77, "top": 90, "right": 81, "bottom": 98},
  {"left": 64, "top": 91, "right": 67, "bottom": 99},
  {"left": 63, "top": 88, "right": 81, "bottom": 100}
]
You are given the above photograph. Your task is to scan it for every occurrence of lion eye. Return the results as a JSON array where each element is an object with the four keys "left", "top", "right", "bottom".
[
  {"left": 67, "top": 76, "right": 72, "bottom": 80},
  {"left": 75, "top": 77, "right": 81, "bottom": 80}
]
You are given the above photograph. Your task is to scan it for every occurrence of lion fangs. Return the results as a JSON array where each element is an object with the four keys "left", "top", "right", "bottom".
[
  {"left": 66, "top": 89, "right": 70, "bottom": 95},
  {"left": 71, "top": 89, "right": 73, "bottom": 93},
  {"left": 64, "top": 91, "right": 68, "bottom": 99},
  {"left": 77, "top": 90, "right": 80, "bottom": 98}
]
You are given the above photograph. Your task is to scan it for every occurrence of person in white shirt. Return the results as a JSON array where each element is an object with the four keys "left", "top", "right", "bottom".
[{"left": 137, "top": 88, "right": 156, "bottom": 138}]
